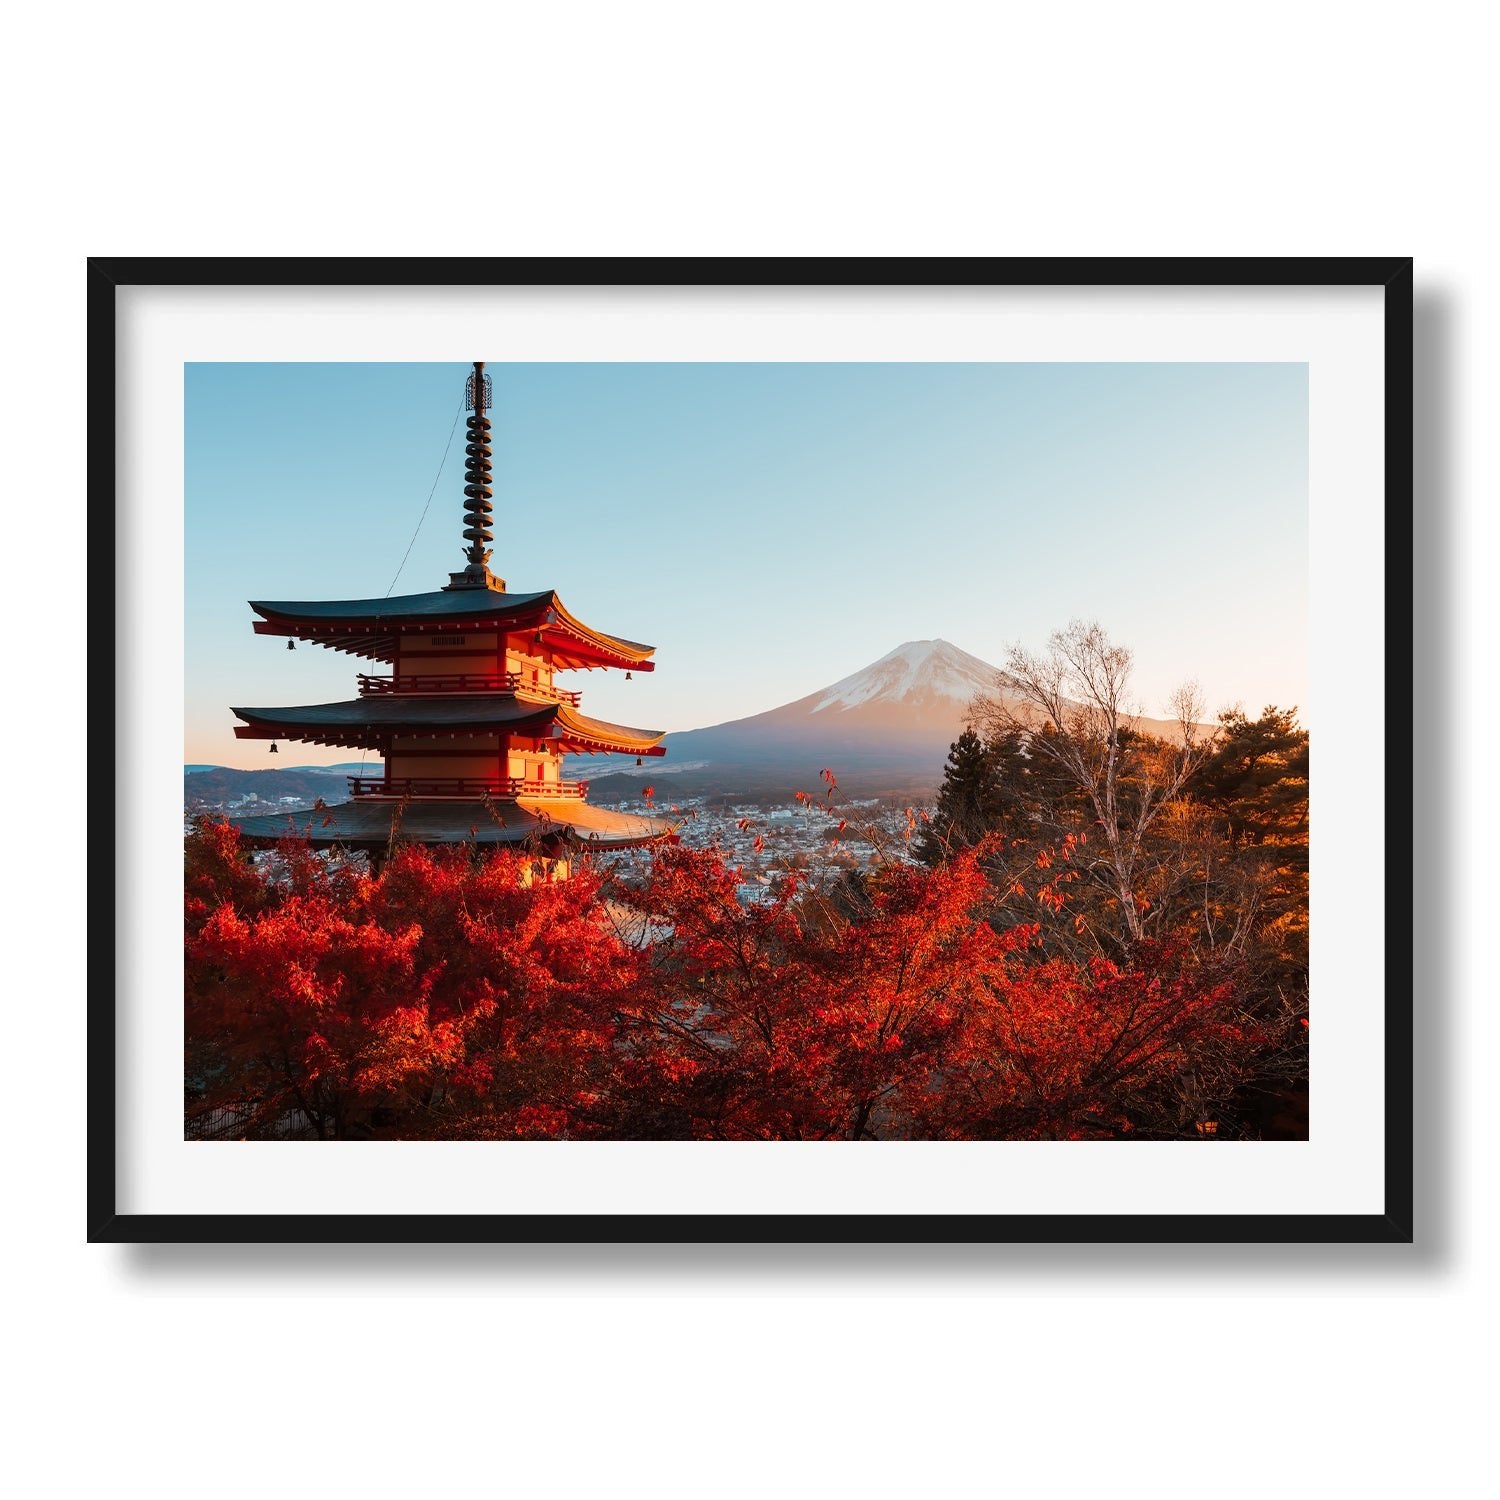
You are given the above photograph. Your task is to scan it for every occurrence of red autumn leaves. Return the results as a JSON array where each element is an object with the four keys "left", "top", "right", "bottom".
[{"left": 185, "top": 819, "right": 1269, "bottom": 1141}]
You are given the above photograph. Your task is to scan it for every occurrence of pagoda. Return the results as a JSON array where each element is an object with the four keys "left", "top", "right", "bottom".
[{"left": 227, "top": 361, "right": 671, "bottom": 873}]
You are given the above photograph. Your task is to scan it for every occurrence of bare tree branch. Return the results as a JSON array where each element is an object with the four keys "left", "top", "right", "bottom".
[{"left": 973, "top": 621, "right": 1219, "bottom": 948}]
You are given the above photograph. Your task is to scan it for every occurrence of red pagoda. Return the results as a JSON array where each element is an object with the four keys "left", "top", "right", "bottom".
[{"left": 228, "top": 361, "right": 671, "bottom": 872}]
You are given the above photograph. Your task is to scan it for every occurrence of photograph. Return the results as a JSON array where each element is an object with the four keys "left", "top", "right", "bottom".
[{"left": 183, "top": 355, "right": 1312, "bottom": 1147}]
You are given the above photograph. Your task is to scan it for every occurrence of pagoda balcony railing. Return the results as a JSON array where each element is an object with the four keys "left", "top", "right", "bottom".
[
  {"left": 356, "top": 671, "right": 582, "bottom": 706},
  {"left": 346, "top": 775, "right": 588, "bottom": 800}
]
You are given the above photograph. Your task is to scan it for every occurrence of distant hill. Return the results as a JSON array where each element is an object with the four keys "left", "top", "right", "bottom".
[{"left": 184, "top": 764, "right": 381, "bottom": 811}]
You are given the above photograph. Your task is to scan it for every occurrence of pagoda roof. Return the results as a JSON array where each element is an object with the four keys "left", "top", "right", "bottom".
[
  {"left": 248, "top": 586, "right": 656, "bottom": 670},
  {"left": 228, "top": 796, "right": 672, "bottom": 852},
  {"left": 231, "top": 695, "right": 667, "bottom": 755}
]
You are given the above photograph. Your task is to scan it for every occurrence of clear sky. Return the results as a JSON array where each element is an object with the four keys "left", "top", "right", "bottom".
[{"left": 185, "top": 361, "right": 1307, "bottom": 767}]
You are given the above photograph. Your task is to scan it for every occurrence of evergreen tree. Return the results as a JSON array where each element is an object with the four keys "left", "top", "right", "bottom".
[
  {"left": 916, "top": 727, "right": 1005, "bottom": 865},
  {"left": 1186, "top": 706, "right": 1309, "bottom": 860}
]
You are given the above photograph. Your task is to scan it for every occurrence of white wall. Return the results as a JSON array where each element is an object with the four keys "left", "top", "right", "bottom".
[{"left": 6, "top": 4, "right": 1492, "bottom": 1497}]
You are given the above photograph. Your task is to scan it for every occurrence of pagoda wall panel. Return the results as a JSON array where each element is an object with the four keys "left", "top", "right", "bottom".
[
  {"left": 395, "top": 657, "right": 503, "bottom": 677},
  {"left": 398, "top": 632, "right": 500, "bottom": 656},
  {"left": 396, "top": 632, "right": 501, "bottom": 677},
  {"left": 388, "top": 753, "right": 503, "bottom": 779},
  {"left": 390, "top": 734, "right": 501, "bottom": 754},
  {"left": 389, "top": 730, "right": 501, "bottom": 782}
]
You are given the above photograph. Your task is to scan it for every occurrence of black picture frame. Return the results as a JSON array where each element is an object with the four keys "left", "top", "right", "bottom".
[{"left": 91, "top": 257, "right": 1414, "bottom": 1245}]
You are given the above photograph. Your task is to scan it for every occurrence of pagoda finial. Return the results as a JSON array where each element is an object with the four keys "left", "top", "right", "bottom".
[{"left": 461, "top": 360, "right": 494, "bottom": 560}]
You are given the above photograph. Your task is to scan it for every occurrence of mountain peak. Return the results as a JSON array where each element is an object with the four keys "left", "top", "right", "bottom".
[{"left": 811, "top": 639, "right": 1000, "bottom": 714}]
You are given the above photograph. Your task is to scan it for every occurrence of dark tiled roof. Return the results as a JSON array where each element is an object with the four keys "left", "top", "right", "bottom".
[
  {"left": 233, "top": 696, "right": 559, "bottom": 731},
  {"left": 250, "top": 588, "right": 554, "bottom": 622},
  {"left": 229, "top": 796, "right": 672, "bottom": 851},
  {"left": 249, "top": 586, "right": 655, "bottom": 659},
  {"left": 231, "top": 697, "right": 665, "bottom": 745}
]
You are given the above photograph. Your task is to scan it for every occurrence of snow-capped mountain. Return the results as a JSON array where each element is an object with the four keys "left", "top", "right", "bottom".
[
  {"left": 636, "top": 640, "right": 1010, "bottom": 792},
  {"left": 809, "top": 639, "right": 1004, "bottom": 718}
]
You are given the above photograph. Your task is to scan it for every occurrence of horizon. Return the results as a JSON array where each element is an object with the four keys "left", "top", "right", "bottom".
[{"left": 185, "top": 363, "right": 1308, "bottom": 767}]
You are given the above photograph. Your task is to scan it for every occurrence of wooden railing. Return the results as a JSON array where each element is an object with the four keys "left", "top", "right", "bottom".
[
  {"left": 357, "top": 671, "right": 581, "bottom": 706},
  {"left": 347, "top": 775, "right": 588, "bottom": 800}
]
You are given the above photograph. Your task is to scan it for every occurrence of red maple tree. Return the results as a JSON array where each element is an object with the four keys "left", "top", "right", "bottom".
[{"left": 184, "top": 815, "right": 1293, "bottom": 1141}]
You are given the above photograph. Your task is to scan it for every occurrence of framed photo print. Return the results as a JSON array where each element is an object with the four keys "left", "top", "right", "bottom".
[{"left": 93, "top": 257, "right": 1413, "bottom": 1242}]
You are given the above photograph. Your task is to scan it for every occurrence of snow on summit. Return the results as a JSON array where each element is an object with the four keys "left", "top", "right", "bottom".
[{"left": 811, "top": 639, "right": 1000, "bottom": 714}]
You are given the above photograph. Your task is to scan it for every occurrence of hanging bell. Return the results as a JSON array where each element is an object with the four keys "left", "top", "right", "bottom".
[
  {"left": 270, "top": 742, "right": 279, "bottom": 755},
  {"left": 625, "top": 671, "right": 633, "bottom": 681},
  {"left": 635, "top": 757, "right": 642, "bottom": 767},
  {"left": 533, "top": 629, "right": 543, "bottom": 646},
  {"left": 286, "top": 639, "right": 295, "bottom": 651}
]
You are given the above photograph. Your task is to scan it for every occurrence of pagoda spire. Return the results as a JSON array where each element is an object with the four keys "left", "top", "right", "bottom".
[{"left": 447, "top": 361, "right": 502, "bottom": 590}]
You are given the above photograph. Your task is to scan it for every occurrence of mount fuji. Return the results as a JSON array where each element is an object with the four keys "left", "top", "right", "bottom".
[
  {"left": 587, "top": 640, "right": 1012, "bottom": 800},
  {"left": 804, "top": 639, "right": 1005, "bottom": 722}
]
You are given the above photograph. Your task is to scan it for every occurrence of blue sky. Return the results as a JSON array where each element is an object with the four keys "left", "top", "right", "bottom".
[{"left": 185, "top": 361, "right": 1307, "bottom": 766}]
